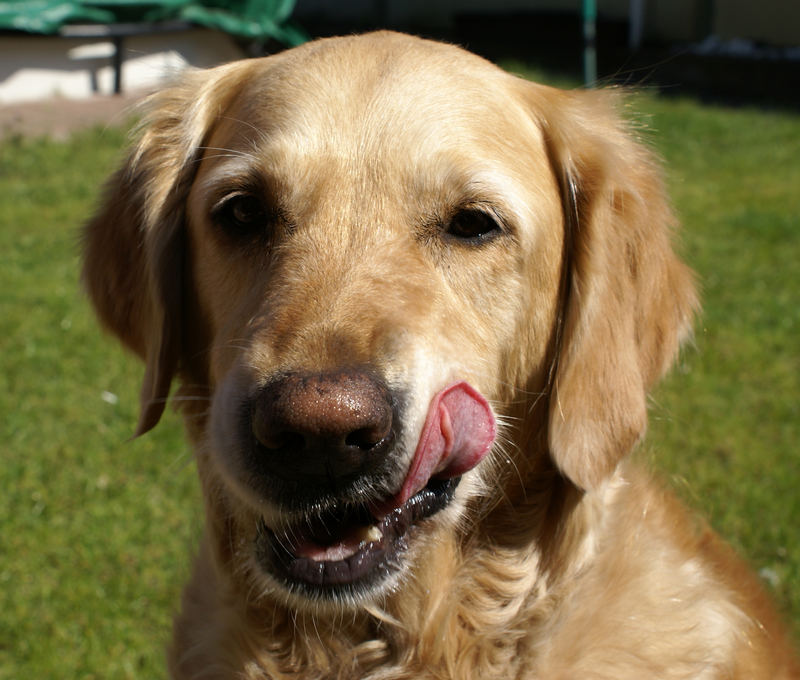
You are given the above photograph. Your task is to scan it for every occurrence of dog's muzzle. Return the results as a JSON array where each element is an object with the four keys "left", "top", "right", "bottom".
[{"left": 243, "top": 369, "right": 496, "bottom": 598}]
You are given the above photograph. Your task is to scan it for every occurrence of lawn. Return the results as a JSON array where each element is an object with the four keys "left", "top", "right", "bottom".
[{"left": 1, "top": 83, "right": 798, "bottom": 676}]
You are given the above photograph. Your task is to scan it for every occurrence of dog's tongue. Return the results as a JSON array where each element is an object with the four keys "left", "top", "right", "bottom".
[{"left": 377, "top": 382, "right": 495, "bottom": 515}]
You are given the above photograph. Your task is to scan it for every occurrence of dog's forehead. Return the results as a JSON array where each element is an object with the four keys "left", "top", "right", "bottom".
[
  {"left": 218, "top": 34, "right": 538, "bottom": 163},
  {"left": 195, "top": 35, "right": 552, "bottom": 232}
]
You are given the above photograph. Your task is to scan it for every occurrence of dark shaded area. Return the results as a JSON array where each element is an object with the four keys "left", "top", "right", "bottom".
[
  {"left": 300, "top": 10, "right": 800, "bottom": 111},
  {"left": 454, "top": 11, "right": 800, "bottom": 110}
]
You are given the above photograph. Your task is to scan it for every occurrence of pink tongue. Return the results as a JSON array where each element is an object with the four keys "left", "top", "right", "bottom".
[{"left": 381, "top": 382, "right": 495, "bottom": 514}]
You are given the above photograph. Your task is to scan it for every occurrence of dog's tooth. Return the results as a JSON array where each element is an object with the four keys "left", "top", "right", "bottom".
[{"left": 360, "top": 525, "right": 383, "bottom": 543}]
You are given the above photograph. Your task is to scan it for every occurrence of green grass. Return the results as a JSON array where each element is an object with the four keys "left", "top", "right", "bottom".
[
  {"left": 634, "top": 94, "right": 800, "bottom": 628},
  {"left": 1, "top": 90, "right": 798, "bottom": 677},
  {"left": 0, "top": 129, "right": 198, "bottom": 678}
]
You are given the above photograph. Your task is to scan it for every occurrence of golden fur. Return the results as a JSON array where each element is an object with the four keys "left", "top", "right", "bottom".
[{"left": 82, "top": 32, "right": 798, "bottom": 679}]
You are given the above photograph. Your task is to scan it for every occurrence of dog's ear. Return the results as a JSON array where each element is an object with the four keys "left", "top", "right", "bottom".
[
  {"left": 534, "top": 87, "right": 698, "bottom": 491},
  {"left": 82, "top": 60, "right": 254, "bottom": 435}
]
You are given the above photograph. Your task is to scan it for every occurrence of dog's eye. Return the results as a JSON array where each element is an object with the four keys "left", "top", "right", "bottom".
[
  {"left": 214, "top": 193, "right": 268, "bottom": 234},
  {"left": 445, "top": 209, "right": 502, "bottom": 244}
]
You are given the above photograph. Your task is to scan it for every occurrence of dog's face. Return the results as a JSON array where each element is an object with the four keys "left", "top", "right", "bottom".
[
  {"left": 83, "top": 33, "right": 696, "bottom": 608},
  {"left": 187, "top": 36, "right": 564, "bottom": 603}
]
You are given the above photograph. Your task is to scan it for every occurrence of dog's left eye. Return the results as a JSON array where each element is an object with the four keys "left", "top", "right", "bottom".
[
  {"left": 214, "top": 193, "right": 268, "bottom": 234},
  {"left": 445, "top": 209, "right": 502, "bottom": 244}
]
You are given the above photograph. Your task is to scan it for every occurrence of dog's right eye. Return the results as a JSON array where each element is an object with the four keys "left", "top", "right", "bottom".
[
  {"left": 444, "top": 208, "right": 503, "bottom": 245},
  {"left": 213, "top": 193, "right": 269, "bottom": 235}
]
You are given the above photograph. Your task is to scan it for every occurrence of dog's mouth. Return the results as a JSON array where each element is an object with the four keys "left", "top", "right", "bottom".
[
  {"left": 255, "top": 477, "right": 458, "bottom": 594},
  {"left": 252, "top": 382, "right": 496, "bottom": 598}
]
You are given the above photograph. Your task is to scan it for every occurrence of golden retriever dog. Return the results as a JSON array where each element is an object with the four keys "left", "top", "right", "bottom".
[{"left": 82, "top": 31, "right": 798, "bottom": 679}]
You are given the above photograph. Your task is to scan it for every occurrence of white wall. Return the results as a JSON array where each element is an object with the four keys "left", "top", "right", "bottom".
[{"left": 0, "top": 29, "right": 244, "bottom": 105}]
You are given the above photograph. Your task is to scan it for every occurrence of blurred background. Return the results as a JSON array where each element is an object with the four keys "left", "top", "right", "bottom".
[
  {"left": 1, "top": 0, "right": 799, "bottom": 108},
  {"left": 1, "top": 1, "right": 798, "bottom": 678}
]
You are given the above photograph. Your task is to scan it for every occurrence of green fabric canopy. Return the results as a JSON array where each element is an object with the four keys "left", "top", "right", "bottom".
[{"left": 0, "top": 0, "right": 307, "bottom": 45}]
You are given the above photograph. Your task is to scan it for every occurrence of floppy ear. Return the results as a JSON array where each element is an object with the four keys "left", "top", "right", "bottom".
[
  {"left": 536, "top": 87, "right": 698, "bottom": 491},
  {"left": 82, "top": 60, "right": 255, "bottom": 435}
]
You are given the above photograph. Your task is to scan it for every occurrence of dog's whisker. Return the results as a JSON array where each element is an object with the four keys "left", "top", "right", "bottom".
[
  {"left": 158, "top": 396, "right": 213, "bottom": 403},
  {"left": 218, "top": 115, "right": 272, "bottom": 145},
  {"left": 190, "top": 153, "right": 248, "bottom": 164},
  {"left": 195, "top": 145, "right": 259, "bottom": 162},
  {"left": 363, "top": 601, "right": 401, "bottom": 629},
  {"left": 309, "top": 611, "right": 325, "bottom": 651}
]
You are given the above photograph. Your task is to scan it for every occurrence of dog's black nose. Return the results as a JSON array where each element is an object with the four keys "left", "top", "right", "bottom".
[{"left": 251, "top": 370, "right": 394, "bottom": 484}]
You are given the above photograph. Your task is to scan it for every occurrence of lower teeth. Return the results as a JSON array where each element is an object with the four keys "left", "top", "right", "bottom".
[{"left": 359, "top": 525, "right": 383, "bottom": 543}]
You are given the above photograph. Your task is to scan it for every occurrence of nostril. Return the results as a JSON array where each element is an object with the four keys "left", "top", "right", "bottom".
[
  {"left": 345, "top": 426, "right": 392, "bottom": 451},
  {"left": 255, "top": 427, "right": 305, "bottom": 452}
]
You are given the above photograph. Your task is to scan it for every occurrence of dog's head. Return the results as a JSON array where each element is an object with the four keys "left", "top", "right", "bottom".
[{"left": 83, "top": 32, "right": 696, "bottom": 607}]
